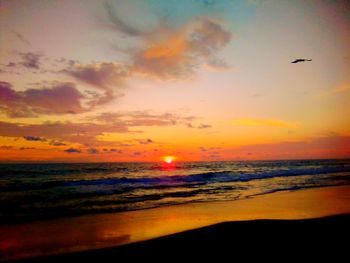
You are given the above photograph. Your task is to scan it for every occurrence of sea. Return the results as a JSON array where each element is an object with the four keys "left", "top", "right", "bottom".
[{"left": 1, "top": 159, "right": 350, "bottom": 223}]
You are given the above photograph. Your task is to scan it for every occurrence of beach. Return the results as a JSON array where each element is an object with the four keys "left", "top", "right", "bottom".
[
  {"left": 1, "top": 185, "right": 350, "bottom": 261},
  {"left": 2, "top": 0, "right": 350, "bottom": 261}
]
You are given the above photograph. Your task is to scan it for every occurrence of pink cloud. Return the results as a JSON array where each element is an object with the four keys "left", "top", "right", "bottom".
[
  {"left": 0, "top": 111, "right": 195, "bottom": 145},
  {"left": 65, "top": 62, "right": 129, "bottom": 106},
  {"left": 0, "top": 81, "right": 88, "bottom": 117}
]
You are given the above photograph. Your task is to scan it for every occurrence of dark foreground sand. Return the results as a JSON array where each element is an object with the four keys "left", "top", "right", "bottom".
[{"left": 12, "top": 214, "right": 350, "bottom": 262}]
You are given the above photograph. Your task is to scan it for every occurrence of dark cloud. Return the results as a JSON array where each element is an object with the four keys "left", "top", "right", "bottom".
[
  {"left": 64, "top": 148, "right": 81, "bottom": 153},
  {"left": 102, "top": 148, "right": 122, "bottom": 153},
  {"left": 199, "top": 146, "right": 222, "bottom": 158},
  {"left": 109, "top": 148, "right": 122, "bottom": 153},
  {"left": 23, "top": 136, "right": 46, "bottom": 142},
  {"left": 199, "top": 146, "right": 221, "bottom": 152},
  {"left": 19, "top": 147, "right": 36, "bottom": 150},
  {"left": 19, "top": 52, "right": 42, "bottom": 69},
  {"left": 205, "top": 57, "right": 230, "bottom": 70},
  {"left": 0, "top": 81, "right": 88, "bottom": 117},
  {"left": 87, "top": 148, "right": 99, "bottom": 154},
  {"left": 138, "top": 138, "right": 153, "bottom": 145},
  {"left": 197, "top": 124, "right": 212, "bottom": 129},
  {"left": 199, "top": 146, "right": 207, "bottom": 152},
  {"left": 6, "top": 62, "right": 16, "bottom": 67},
  {"left": 187, "top": 123, "right": 212, "bottom": 129}
]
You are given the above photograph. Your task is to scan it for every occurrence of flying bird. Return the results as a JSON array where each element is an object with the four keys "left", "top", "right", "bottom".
[{"left": 291, "top": 59, "right": 312, "bottom": 64}]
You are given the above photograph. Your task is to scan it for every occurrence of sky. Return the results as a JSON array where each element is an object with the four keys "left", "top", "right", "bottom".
[{"left": 0, "top": 0, "right": 349, "bottom": 162}]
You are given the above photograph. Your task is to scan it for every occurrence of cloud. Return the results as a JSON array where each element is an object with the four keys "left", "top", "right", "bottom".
[
  {"left": 205, "top": 57, "right": 231, "bottom": 71},
  {"left": 18, "top": 52, "right": 42, "bottom": 69},
  {"left": 52, "top": 19, "right": 231, "bottom": 111},
  {"left": 0, "top": 81, "right": 89, "bottom": 117},
  {"left": 102, "top": 148, "right": 122, "bottom": 153},
  {"left": 131, "top": 19, "right": 231, "bottom": 79},
  {"left": 133, "top": 151, "right": 144, "bottom": 156},
  {"left": 23, "top": 136, "right": 46, "bottom": 142},
  {"left": 87, "top": 148, "right": 99, "bottom": 154},
  {"left": 90, "top": 111, "right": 195, "bottom": 127},
  {"left": 6, "top": 62, "right": 16, "bottom": 67},
  {"left": 138, "top": 138, "right": 153, "bottom": 145},
  {"left": 132, "top": 33, "right": 193, "bottom": 79},
  {"left": 186, "top": 123, "right": 212, "bottom": 129},
  {"left": 64, "top": 148, "right": 81, "bottom": 153},
  {"left": 66, "top": 62, "right": 129, "bottom": 88},
  {"left": 49, "top": 140, "right": 66, "bottom": 146},
  {"left": 199, "top": 146, "right": 221, "bottom": 152},
  {"left": 231, "top": 118, "right": 300, "bottom": 128},
  {"left": 104, "top": 1, "right": 145, "bottom": 36},
  {"left": 64, "top": 62, "right": 130, "bottom": 106},
  {"left": 0, "top": 121, "right": 129, "bottom": 146},
  {"left": 13, "top": 31, "right": 31, "bottom": 46},
  {"left": 199, "top": 146, "right": 222, "bottom": 159},
  {"left": 0, "top": 146, "right": 13, "bottom": 150},
  {"left": 0, "top": 111, "right": 193, "bottom": 145},
  {"left": 19, "top": 147, "right": 36, "bottom": 150},
  {"left": 1, "top": 16, "right": 232, "bottom": 118},
  {"left": 197, "top": 123, "right": 212, "bottom": 129},
  {"left": 189, "top": 19, "right": 231, "bottom": 57},
  {"left": 109, "top": 148, "right": 122, "bottom": 153}
]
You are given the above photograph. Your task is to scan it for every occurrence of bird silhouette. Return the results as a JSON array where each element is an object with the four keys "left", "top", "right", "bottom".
[{"left": 291, "top": 59, "right": 312, "bottom": 64}]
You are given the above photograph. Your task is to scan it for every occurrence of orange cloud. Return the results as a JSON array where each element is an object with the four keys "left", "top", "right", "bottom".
[
  {"left": 132, "top": 19, "right": 231, "bottom": 79},
  {"left": 143, "top": 36, "right": 187, "bottom": 60},
  {"left": 329, "top": 84, "right": 350, "bottom": 94},
  {"left": 231, "top": 118, "right": 300, "bottom": 128}
]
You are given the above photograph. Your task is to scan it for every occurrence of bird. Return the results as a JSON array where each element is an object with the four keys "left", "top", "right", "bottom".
[{"left": 291, "top": 59, "right": 312, "bottom": 64}]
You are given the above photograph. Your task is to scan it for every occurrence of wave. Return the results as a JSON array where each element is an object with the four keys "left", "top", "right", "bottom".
[{"left": 1, "top": 165, "right": 350, "bottom": 193}]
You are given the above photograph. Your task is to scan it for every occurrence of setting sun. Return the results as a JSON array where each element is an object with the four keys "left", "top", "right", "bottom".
[{"left": 163, "top": 156, "right": 175, "bottom": 164}]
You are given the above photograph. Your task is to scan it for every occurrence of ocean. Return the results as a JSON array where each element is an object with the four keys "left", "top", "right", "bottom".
[{"left": 1, "top": 159, "right": 350, "bottom": 223}]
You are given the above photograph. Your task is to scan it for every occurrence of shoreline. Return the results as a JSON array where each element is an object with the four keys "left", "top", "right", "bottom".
[
  {"left": 1, "top": 185, "right": 350, "bottom": 261},
  {"left": 1, "top": 183, "right": 346, "bottom": 226}
]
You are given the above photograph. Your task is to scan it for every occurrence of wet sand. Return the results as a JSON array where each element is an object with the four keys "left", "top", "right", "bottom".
[
  {"left": 15, "top": 214, "right": 350, "bottom": 262},
  {"left": 1, "top": 185, "right": 350, "bottom": 261}
]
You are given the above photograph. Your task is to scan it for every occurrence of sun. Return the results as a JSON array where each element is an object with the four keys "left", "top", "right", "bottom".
[{"left": 163, "top": 156, "right": 175, "bottom": 164}]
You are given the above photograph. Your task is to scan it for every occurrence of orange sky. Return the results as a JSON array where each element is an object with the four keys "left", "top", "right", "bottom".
[{"left": 0, "top": 0, "right": 350, "bottom": 162}]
